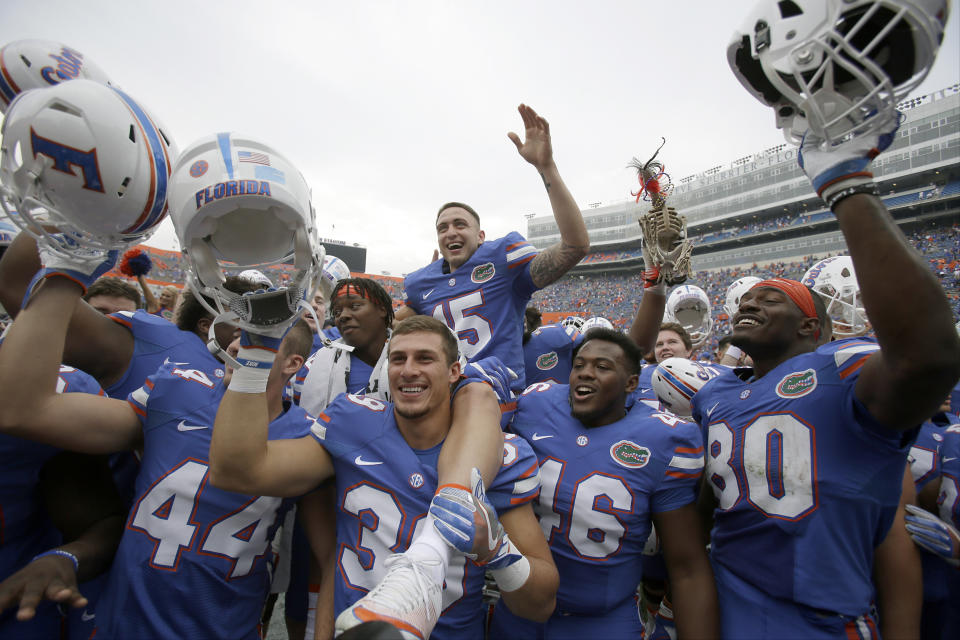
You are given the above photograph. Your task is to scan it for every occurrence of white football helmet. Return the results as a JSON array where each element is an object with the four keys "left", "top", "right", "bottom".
[
  {"left": 0, "top": 39, "right": 113, "bottom": 113},
  {"left": 168, "top": 132, "right": 321, "bottom": 334},
  {"left": 665, "top": 285, "right": 714, "bottom": 348},
  {"left": 802, "top": 255, "right": 868, "bottom": 337},
  {"left": 728, "top": 0, "right": 950, "bottom": 144},
  {"left": 319, "top": 254, "right": 351, "bottom": 298},
  {"left": 561, "top": 315, "right": 586, "bottom": 336},
  {"left": 237, "top": 269, "right": 273, "bottom": 288},
  {"left": 0, "top": 79, "right": 176, "bottom": 257},
  {"left": 651, "top": 357, "right": 723, "bottom": 417},
  {"left": 581, "top": 316, "right": 614, "bottom": 334},
  {"left": 724, "top": 276, "right": 763, "bottom": 319}
]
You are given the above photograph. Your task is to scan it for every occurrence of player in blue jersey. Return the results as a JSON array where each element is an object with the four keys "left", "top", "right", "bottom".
[
  {"left": 397, "top": 104, "right": 589, "bottom": 387},
  {"left": 210, "top": 315, "right": 559, "bottom": 640},
  {"left": 522, "top": 322, "right": 582, "bottom": 386},
  {"left": 0, "top": 366, "right": 124, "bottom": 639},
  {"left": 689, "top": 117, "right": 960, "bottom": 637},
  {"left": 0, "top": 270, "right": 319, "bottom": 639},
  {"left": 905, "top": 399, "right": 960, "bottom": 639},
  {"left": 491, "top": 328, "right": 718, "bottom": 639}
]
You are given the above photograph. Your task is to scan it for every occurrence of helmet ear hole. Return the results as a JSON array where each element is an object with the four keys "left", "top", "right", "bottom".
[{"left": 18, "top": 54, "right": 32, "bottom": 68}]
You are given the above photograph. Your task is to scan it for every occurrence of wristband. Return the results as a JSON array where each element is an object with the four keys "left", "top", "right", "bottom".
[
  {"left": 825, "top": 182, "right": 880, "bottom": 211},
  {"left": 228, "top": 366, "right": 270, "bottom": 393},
  {"left": 489, "top": 536, "right": 531, "bottom": 592},
  {"left": 33, "top": 549, "right": 79, "bottom": 573},
  {"left": 724, "top": 345, "right": 743, "bottom": 361},
  {"left": 490, "top": 554, "right": 530, "bottom": 592}
]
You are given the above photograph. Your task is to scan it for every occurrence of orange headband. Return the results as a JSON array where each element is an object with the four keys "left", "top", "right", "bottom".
[
  {"left": 752, "top": 278, "right": 820, "bottom": 339},
  {"left": 334, "top": 284, "right": 371, "bottom": 300}
]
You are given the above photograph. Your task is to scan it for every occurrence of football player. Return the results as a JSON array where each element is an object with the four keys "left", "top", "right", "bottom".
[
  {"left": 906, "top": 397, "right": 960, "bottom": 639},
  {"left": 397, "top": 103, "right": 589, "bottom": 389},
  {"left": 490, "top": 328, "right": 718, "bottom": 639},
  {"left": 522, "top": 320, "right": 583, "bottom": 386},
  {"left": 0, "top": 268, "right": 317, "bottom": 639},
  {"left": 208, "top": 315, "right": 560, "bottom": 639},
  {"left": 690, "top": 123, "right": 960, "bottom": 639},
  {"left": 0, "top": 368, "right": 124, "bottom": 639}
]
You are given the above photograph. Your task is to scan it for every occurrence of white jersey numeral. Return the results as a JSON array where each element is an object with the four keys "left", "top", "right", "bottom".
[
  {"left": 339, "top": 483, "right": 465, "bottom": 610},
  {"left": 129, "top": 459, "right": 283, "bottom": 578},
  {"left": 707, "top": 413, "right": 816, "bottom": 520},
  {"left": 432, "top": 290, "right": 493, "bottom": 359},
  {"left": 535, "top": 458, "right": 633, "bottom": 559}
]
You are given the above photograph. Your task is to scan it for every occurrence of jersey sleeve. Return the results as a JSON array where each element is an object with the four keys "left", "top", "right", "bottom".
[
  {"left": 56, "top": 365, "right": 105, "bottom": 396},
  {"left": 651, "top": 417, "right": 704, "bottom": 513},
  {"left": 309, "top": 392, "right": 387, "bottom": 459},
  {"left": 821, "top": 340, "right": 911, "bottom": 445},
  {"left": 126, "top": 376, "right": 156, "bottom": 429},
  {"left": 487, "top": 433, "right": 541, "bottom": 513},
  {"left": 503, "top": 231, "right": 540, "bottom": 298},
  {"left": 909, "top": 422, "right": 943, "bottom": 491}
]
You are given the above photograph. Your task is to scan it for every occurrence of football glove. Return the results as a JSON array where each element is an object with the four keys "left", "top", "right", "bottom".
[
  {"left": 429, "top": 468, "right": 528, "bottom": 589},
  {"left": 904, "top": 504, "right": 960, "bottom": 568},
  {"left": 798, "top": 111, "right": 903, "bottom": 204},
  {"left": 25, "top": 239, "right": 117, "bottom": 305},
  {"left": 456, "top": 357, "right": 517, "bottom": 405}
]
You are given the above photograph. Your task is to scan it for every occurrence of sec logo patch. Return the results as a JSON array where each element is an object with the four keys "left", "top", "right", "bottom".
[{"left": 189, "top": 160, "right": 209, "bottom": 178}]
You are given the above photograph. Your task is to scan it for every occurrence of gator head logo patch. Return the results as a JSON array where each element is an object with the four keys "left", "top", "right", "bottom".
[
  {"left": 536, "top": 352, "right": 558, "bottom": 370},
  {"left": 610, "top": 440, "right": 650, "bottom": 469},
  {"left": 776, "top": 369, "right": 817, "bottom": 399},
  {"left": 471, "top": 262, "right": 495, "bottom": 284}
]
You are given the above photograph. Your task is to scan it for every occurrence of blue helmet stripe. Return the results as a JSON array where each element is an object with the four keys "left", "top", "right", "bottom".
[
  {"left": 660, "top": 367, "right": 697, "bottom": 399},
  {"left": 217, "top": 132, "right": 234, "bottom": 180},
  {"left": 111, "top": 87, "right": 169, "bottom": 233}
]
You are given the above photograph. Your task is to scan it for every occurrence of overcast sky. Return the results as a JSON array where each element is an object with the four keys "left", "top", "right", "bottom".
[{"left": 3, "top": 1, "right": 958, "bottom": 276}]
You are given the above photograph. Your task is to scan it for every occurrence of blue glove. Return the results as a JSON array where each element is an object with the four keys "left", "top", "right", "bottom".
[
  {"left": 798, "top": 111, "right": 902, "bottom": 202},
  {"left": 905, "top": 504, "right": 960, "bottom": 568},
  {"left": 458, "top": 357, "right": 518, "bottom": 404},
  {"left": 24, "top": 240, "right": 118, "bottom": 306},
  {"left": 429, "top": 468, "right": 523, "bottom": 571}
]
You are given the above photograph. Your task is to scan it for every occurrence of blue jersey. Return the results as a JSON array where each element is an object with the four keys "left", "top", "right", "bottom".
[
  {"left": 92, "top": 357, "right": 315, "bottom": 640},
  {"left": 0, "top": 366, "right": 103, "bottom": 639},
  {"left": 309, "top": 393, "right": 540, "bottom": 640},
  {"left": 910, "top": 421, "right": 947, "bottom": 493},
  {"left": 691, "top": 338, "right": 913, "bottom": 617},
  {"left": 105, "top": 310, "right": 209, "bottom": 399},
  {"left": 936, "top": 417, "right": 960, "bottom": 530},
  {"left": 510, "top": 383, "right": 703, "bottom": 615},
  {"left": 523, "top": 324, "right": 582, "bottom": 386},
  {"left": 403, "top": 232, "right": 540, "bottom": 388}
]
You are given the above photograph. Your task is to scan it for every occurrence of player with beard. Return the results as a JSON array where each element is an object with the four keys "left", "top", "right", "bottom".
[{"left": 689, "top": 114, "right": 960, "bottom": 636}]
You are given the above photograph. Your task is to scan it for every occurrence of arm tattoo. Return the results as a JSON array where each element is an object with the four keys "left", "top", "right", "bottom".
[
  {"left": 530, "top": 242, "right": 587, "bottom": 288},
  {"left": 539, "top": 171, "right": 551, "bottom": 191}
]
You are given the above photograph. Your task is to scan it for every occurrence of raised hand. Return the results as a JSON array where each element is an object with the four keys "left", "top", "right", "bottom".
[{"left": 508, "top": 104, "right": 555, "bottom": 171}]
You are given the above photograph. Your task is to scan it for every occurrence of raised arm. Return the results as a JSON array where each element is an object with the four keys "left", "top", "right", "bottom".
[
  {"left": 508, "top": 104, "right": 589, "bottom": 288},
  {"left": 798, "top": 125, "right": 960, "bottom": 429},
  {"left": 137, "top": 275, "right": 160, "bottom": 314},
  {"left": 0, "top": 276, "right": 142, "bottom": 453},
  {"left": 0, "top": 234, "right": 134, "bottom": 387},
  {"left": 209, "top": 329, "right": 335, "bottom": 497}
]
